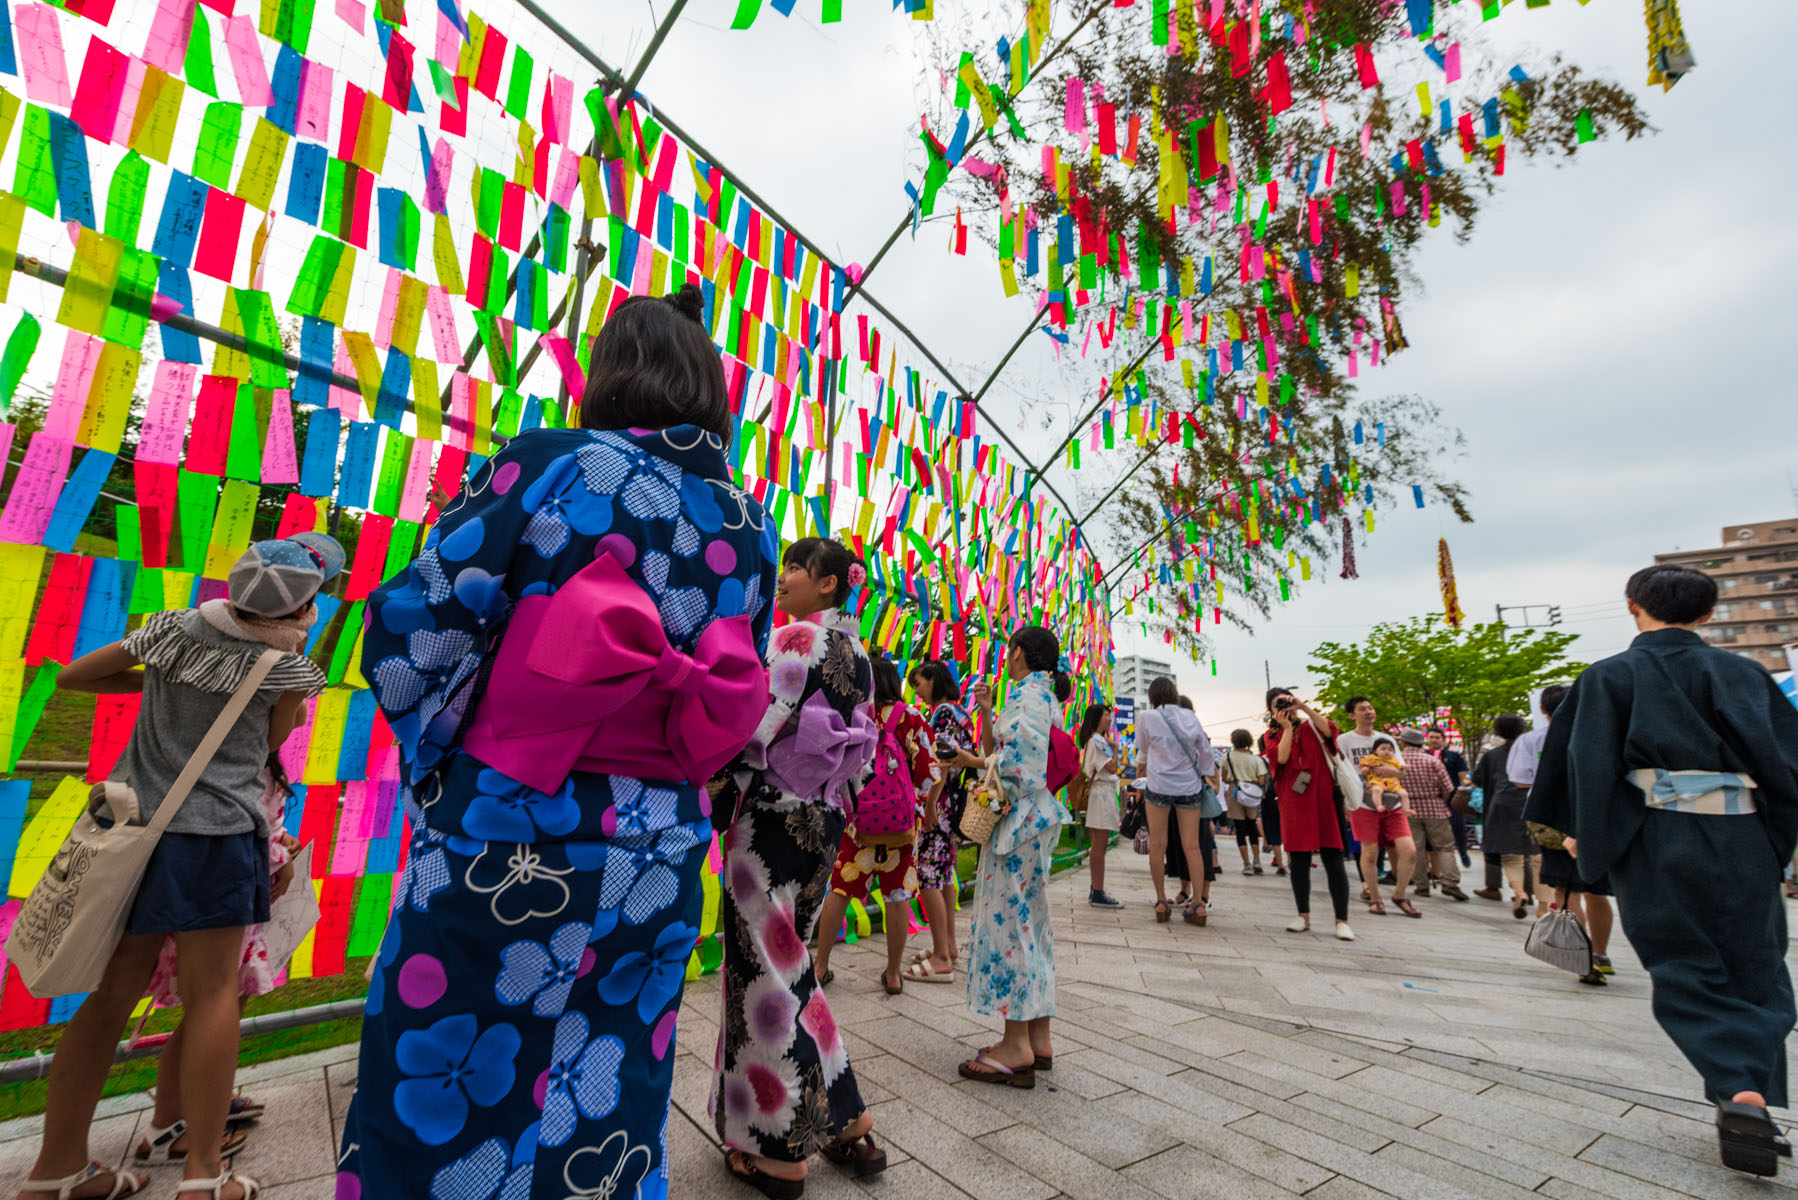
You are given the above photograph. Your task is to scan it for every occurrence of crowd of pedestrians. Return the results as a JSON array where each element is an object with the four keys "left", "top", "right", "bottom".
[{"left": 6, "top": 284, "right": 1795, "bottom": 1197}]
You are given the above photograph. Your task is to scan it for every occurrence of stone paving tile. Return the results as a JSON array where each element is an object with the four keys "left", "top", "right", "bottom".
[
  {"left": 865, "top": 1098, "right": 1051, "bottom": 1200},
  {"left": 851, "top": 1054, "right": 1015, "bottom": 1139},
  {"left": 1228, "top": 1111, "right": 1538, "bottom": 1200},
  {"left": 1280, "top": 1090, "right": 1549, "bottom": 1190},
  {"left": 256, "top": 1175, "right": 337, "bottom": 1200},
  {"left": 1578, "top": 1131, "right": 1798, "bottom": 1199},
  {"left": 1095, "top": 1090, "right": 1337, "bottom": 1193},
  {"left": 229, "top": 1077, "right": 338, "bottom": 1189},
  {"left": 953, "top": 1071, "right": 1178, "bottom": 1170},
  {"left": 1117, "top": 1142, "right": 1308, "bottom": 1200},
  {"left": 977, "top": 1124, "right": 1168, "bottom": 1200},
  {"left": 1420, "top": 1115, "right": 1693, "bottom": 1200},
  {"left": 1066, "top": 1051, "right": 1258, "bottom": 1126}
]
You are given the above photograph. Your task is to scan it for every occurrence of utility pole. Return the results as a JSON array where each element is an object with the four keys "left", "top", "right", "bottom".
[
  {"left": 1264, "top": 659, "right": 1271, "bottom": 691},
  {"left": 1495, "top": 604, "right": 1562, "bottom": 629}
]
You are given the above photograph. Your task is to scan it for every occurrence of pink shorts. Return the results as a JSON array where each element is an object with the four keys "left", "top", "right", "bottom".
[{"left": 1350, "top": 806, "right": 1412, "bottom": 847}]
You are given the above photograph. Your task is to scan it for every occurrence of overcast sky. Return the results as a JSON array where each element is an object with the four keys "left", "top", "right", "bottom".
[{"left": 557, "top": 0, "right": 1795, "bottom": 730}]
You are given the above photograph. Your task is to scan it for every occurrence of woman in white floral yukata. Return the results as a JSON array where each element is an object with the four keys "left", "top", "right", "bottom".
[
  {"left": 710, "top": 537, "right": 884, "bottom": 1197},
  {"left": 957, "top": 625, "right": 1071, "bottom": 1090}
]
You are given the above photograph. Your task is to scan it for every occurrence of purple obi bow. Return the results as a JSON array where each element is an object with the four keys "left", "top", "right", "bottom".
[
  {"left": 761, "top": 693, "right": 878, "bottom": 804},
  {"left": 462, "top": 550, "right": 769, "bottom": 795}
]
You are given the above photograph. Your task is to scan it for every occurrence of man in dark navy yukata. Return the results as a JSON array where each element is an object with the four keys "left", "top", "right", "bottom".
[{"left": 1526, "top": 563, "right": 1798, "bottom": 1177}]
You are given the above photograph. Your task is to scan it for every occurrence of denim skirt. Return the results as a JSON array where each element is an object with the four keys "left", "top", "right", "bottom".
[{"left": 125, "top": 831, "right": 270, "bottom": 935}]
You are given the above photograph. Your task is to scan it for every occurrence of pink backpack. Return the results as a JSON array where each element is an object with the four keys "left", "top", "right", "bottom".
[
  {"left": 1047, "top": 726, "right": 1079, "bottom": 793},
  {"left": 853, "top": 706, "right": 917, "bottom": 844}
]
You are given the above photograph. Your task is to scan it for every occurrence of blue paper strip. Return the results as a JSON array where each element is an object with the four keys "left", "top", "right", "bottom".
[
  {"left": 285, "top": 141, "right": 327, "bottom": 225},
  {"left": 373, "top": 345, "right": 411, "bottom": 427},
  {"left": 71, "top": 554, "right": 128, "bottom": 658},
  {"left": 43, "top": 449, "right": 117, "bottom": 553},
  {"left": 156, "top": 261, "right": 201, "bottom": 363},
  {"left": 0, "top": 1, "right": 18, "bottom": 78},
  {"left": 336, "top": 420, "right": 379, "bottom": 509},
  {"left": 294, "top": 316, "right": 335, "bottom": 407},
  {"left": 151, "top": 170, "right": 209, "bottom": 266},
  {"left": 375, "top": 186, "right": 405, "bottom": 269},
  {"left": 298, "top": 406, "right": 343, "bottom": 496},
  {"left": 336, "top": 688, "right": 376, "bottom": 780},
  {"left": 267, "top": 43, "right": 303, "bottom": 134},
  {"left": 47, "top": 111, "right": 95, "bottom": 229}
]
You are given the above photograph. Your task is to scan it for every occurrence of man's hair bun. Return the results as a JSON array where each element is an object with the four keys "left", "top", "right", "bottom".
[{"left": 666, "top": 283, "right": 706, "bottom": 325}]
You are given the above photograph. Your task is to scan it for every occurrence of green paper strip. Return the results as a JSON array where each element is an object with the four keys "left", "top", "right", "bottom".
[
  {"left": 104, "top": 150, "right": 149, "bottom": 247},
  {"left": 193, "top": 100, "right": 244, "bottom": 189},
  {"left": 8, "top": 662, "right": 60, "bottom": 772},
  {"left": 327, "top": 601, "right": 366, "bottom": 684},
  {"left": 0, "top": 312, "right": 40, "bottom": 409},
  {"left": 730, "top": 0, "right": 761, "bottom": 29},
  {"left": 186, "top": 8, "right": 219, "bottom": 96}
]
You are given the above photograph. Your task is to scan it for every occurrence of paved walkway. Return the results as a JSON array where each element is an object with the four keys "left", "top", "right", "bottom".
[{"left": 4, "top": 845, "right": 1795, "bottom": 1198}]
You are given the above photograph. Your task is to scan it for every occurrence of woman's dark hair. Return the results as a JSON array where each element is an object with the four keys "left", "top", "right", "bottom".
[
  {"left": 1077, "top": 703, "right": 1110, "bottom": 747},
  {"left": 1009, "top": 625, "right": 1070, "bottom": 702},
  {"left": 1177, "top": 695, "right": 1194, "bottom": 710},
  {"left": 580, "top": 284, "right": 730, "bottom": 436},
  {"left": 1265, "top": 686, "right": 1294, "bottom": 715},
  {"left": 265, "top": 752, "right": 294, "bottom": 798},
  {"left": 1230, "top": 728, "right": 1253, "bottom": 750},
  {"left": 1147, "top": 676, "right": 1179, "bottom": 709},
  {"left": 1491, "top": 713, "right": 1528, "bottom": 741},
  {"left": 782, "top": 537, "right": 861, "bottom": 609},
  {"left": 907, "top": 659, "right": 957, "bottom": 708},
  {"left": 870, "top": 655, "right": 903, "bottom": 708},
  {"left": 1625, "top": 563, "right": 1718, "bottom": 625}
]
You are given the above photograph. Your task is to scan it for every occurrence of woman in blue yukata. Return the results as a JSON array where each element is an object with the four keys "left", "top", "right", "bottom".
[
  {"left": 338, "top": 284, "right": 777, "bottom": 1200},
  {"left": 956, "top": 625, "right": 1070, "bottom": 1091},
  {"left": 709, "top": 537, "right": 884, "bottom": 1198}
]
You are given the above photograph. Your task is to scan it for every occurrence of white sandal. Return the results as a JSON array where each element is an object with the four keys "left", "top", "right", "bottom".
[
  {"left": 19, "top": 1163, "right": 147, "bottom": 1198},
  {"left": 1285, "top": 916, "right": 1310, "bottom": 933},
  {"left": 133, "top": 1121, "right": 249, "bottom": 1164},
  {"left": 176, "top": 1167, "right": 260, "bottom": 1199}
]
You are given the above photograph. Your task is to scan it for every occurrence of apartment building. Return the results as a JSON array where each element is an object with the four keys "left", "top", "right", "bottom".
[
  {"left": 1113, "top": 654, "right": 1176, "bottom": 701},
  {"left": 1655, "top": 517, "right": 1798, "bottom": 672}
]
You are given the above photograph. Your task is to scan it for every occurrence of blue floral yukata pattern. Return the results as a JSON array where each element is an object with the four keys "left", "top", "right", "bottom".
[
  {"left": 966, "top": 672, "right": 1065, "bottom": 1022},
  {"left": 339, "top": 425, "right": 775, "bottom": 1200}
]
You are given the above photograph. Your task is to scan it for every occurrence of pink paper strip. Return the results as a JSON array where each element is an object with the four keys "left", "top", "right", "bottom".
[
  {"left": 142, "top": 0, "right": 196, "bottom": 75},
  {"left": 373, "top": 267, "right": 402, "bottom": 349},
  {"left": 540, "top": 333, "right": 586, "bottom": 398},
  {"left": 425, "top": 285, "right": 459, "bottom": 361},
  {"left": 278, "top": 696, "right": 317, "bottom": 782},
  {"left": 224, "top": 15, "right": 274, "bottom": 106},
  {"left": 44, "top": 333, "right": 101, "bottom": 443},
  {"left": 262, "top": 389, "right": 298, "bottom": 484},
  {"left": 110, "top": 56, "right": 149, "bottom": 147},
  {"left": 329, "top": 342, "right": 362, "bottom": 421},
  {"left": 1445, "top": 43, "right": 1462, "bottom": 83},
  {"left": 0, "top": 423, "right": 16, "bottom": 475},
  {"left": 15, "top": 3, "right": 72, "bottom": 109},
  {"left": 136, "top": 360, "right": 197, "bottom": 465},
  {"left": 397, "top": 437, "right": 434, "bottom": 523},
  {"left": 335, "top": 0, "right": 365, "bottom": 35},
  {"left": 549, "top": 147, "right": 581, "bottom": 210},
  {"left": 68, "top": 36, "right": 128, "bottom": 144},
  {"left": 424, "top": 135, "right": 453, "bottom": 214},
  {"left": 435, "top": 7, "right": 461, "bottom": 68},
  {"left": 0, "top": 433, "right": 73, "bottom": 545},
  {"left": 297, "top": 59, "right": 333, "bottom": 140}
]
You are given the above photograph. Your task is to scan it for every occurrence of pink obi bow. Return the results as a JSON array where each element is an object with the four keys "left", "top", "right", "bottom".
[
  {"left": 761, "top": 693, "right": 878, "bottom": 804},
  {"left": 462, "top": 550, "right": 768, "bottom": 794}
]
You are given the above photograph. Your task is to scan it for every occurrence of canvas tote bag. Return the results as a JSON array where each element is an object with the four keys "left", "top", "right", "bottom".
[{"left": 7, "top": 648, "right": 283, "bottom": 997}]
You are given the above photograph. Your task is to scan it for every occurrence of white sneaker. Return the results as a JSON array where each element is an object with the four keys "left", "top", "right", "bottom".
[
  {"left": 1286, "top": 916, "right": 1310, "bottom": 933},
  {"left": 1242, "top": 865, "right": 1255, "bottom": 876},
  {"left": 1335, "top": 921, "right": 1356, "bottom": 941}
]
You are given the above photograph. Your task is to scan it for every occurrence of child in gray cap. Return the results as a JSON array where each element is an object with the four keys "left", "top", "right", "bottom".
[{"left": 16, "top": 531, "right": 342, "bottom": 1200}]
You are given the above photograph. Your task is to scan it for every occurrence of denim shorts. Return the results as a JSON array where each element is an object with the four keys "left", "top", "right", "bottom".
[{"left": 1146, "top": 789, "right": 1203, "bottom": 810}]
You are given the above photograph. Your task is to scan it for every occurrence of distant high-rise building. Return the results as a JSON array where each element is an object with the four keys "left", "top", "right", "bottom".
[
  {"left": 1655, "top": 518, "right": 1798, "bottom": 673},
  {"left": 1113, "top": 654, "right": 1176, "bottom": 701}
]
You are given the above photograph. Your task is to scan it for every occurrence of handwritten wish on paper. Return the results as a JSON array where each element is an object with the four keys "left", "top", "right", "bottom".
[{"left": 262, "top": 844, "right": 320, "bottom": 969}]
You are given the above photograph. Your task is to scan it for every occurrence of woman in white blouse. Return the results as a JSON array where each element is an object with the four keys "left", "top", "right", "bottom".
[
  {"left": 1138, "top": 676, "right": 1219, "bottom": 925},
  {"left": 1077, "top": 703, "right": 1124, "bottom": 909}
]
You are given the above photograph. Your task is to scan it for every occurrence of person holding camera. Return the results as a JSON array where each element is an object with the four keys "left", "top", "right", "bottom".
[{"left": 1262, "top": 687, "right": 1355, "bottom": 941}]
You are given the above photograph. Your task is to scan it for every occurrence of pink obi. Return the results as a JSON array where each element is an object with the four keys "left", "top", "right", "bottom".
[{"left": 462, "top": 550, "right": 769, "bottom": 794}]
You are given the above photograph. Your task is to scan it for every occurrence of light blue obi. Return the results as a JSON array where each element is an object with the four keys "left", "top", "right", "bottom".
[{"left": 1626, "top": 769, "right": 1759, "bottom": 815}]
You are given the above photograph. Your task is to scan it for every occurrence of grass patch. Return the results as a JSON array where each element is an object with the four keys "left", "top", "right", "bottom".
[{"left": 0, "top": 959, "right": 371, "bottom": 1121}]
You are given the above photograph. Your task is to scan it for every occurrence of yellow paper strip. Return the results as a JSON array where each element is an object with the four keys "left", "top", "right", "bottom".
[{"left": 9, "top": 777, "right": 87, "bottom": 899}]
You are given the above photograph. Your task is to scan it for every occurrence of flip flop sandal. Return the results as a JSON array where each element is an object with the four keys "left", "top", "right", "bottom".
[
  {"left": 1717, "top": 1100, "right": 1793, "bottom": 1177},
  {"left": 725, "top": 1151, "right": 806, "bottom": 1198},
  {"left": 134, "top": 1122, "right": 250, "bottom": 1164},
  {"left": 19, "top": 1164, "right": 148, "bottom": 1198},
  {"left": 1033, "top": 1055, "right": 1053, "bottom": 1071},
  {"left": 1393, "top": 899, "right": 1421, "bottom": 918},
  {"left": 1154, "top": 901, "right": 1171, "bottom": 924},
  {"left": 902, "top": 959, "right": 954, "bottom": 984},
  {"left": 1367, "top": 899, "right": 1386, "bottom": 915},
  {"left": 816, "top": 969, "right": 834, "bottom": 988},
  {"left": 958, "top": 1050, "right": 1036, "bottom": 1089},
  {"left": 821, "top": 1132, "right": 888, "bottom": 1177},
  {"left": 227, "top": 1096, "right": 265, "bottom": 1124}
]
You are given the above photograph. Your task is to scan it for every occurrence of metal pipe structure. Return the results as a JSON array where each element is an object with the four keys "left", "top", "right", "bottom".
[
  {"left": 0, "top": 999, "right": 369, "bottom": 1083},
  {"left": 11, "top": 256, "right": 365, "bottom": 394}
]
